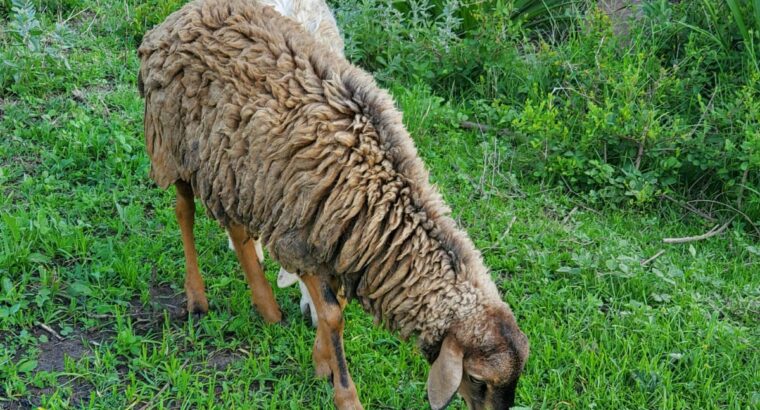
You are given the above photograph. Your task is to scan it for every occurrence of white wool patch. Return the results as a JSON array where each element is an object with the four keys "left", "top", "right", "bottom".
[
  {"left": 298, "top": 279, "right": 318, "bottom": 326},
  {"left": 277, "top": 267, "right": 299, "bottom": 287},
  {"left": 259, "top": 0, "right": 323, "bottom": 33},
  {"left": 254, "top": 238, "right": 264, "bottom": 262},
  {"left": 226, "top": 231, "right": 265, "bottom": 262},
  {"left": 277, "top": 267, "right": 317, "bottom": 327}
]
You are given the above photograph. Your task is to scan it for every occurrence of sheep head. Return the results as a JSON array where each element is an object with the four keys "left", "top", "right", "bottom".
[{"left": 427, "top": 303, "right": 529, "bottom": 410}]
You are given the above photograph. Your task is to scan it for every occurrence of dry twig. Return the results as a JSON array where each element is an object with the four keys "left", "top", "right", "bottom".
[
  {"left": 37, "top": 322, "right": 64, "bottom": 341},
  {"left": 504, "top": 215, "right": 518, "bottom": 237},
  {"left": 562, "top": 206, "right": 578, "bottom": 225},
  {"left": 640, "top": 250, "right": 665, "bottom": 266},
  {"left": 663, "top": 221, "right": 731, "bottom": 244},
  {"left": 688, "top": 200, "right": 760, "bottom": 237},
  {"left": 660, "top": 194, "right": 716, "bottom": 222}
]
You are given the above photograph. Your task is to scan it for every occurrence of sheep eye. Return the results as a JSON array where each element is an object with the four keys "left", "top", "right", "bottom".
[{"left": 467, "top": 374, "right": 485, "bottom": 386}]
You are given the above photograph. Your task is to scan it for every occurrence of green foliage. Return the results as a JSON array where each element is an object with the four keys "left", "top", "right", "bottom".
[
  {"left": 125, "top": 0, "right": 186, "bottom": 43},
  {"left": 0, "top": 0, "right": 74, "bottom": 96},
  {"left": 334, "top": 1, "right": 759, "bottom": 220},
  {"left": 334, "top": 0, "right": 583, "bottom": 99},
  {"left": 505, "top": 2, "right": 760, "bottom": 216}
]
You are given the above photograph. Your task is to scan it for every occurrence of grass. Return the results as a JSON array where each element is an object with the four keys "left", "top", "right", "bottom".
[{"left": 0, "top": 1, "right": 758, "bottom": 409}]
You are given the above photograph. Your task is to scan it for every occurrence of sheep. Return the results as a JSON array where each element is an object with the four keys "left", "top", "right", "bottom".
[
  {"left": 223, "top": 0, "right": 347, "bottom": 328},
  {"left": 137, "top": 1, "right": 529, "bottom": 409}
]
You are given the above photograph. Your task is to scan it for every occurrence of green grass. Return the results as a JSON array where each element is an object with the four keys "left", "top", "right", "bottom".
[{"left": 1, "top": 1, "right": 758, "bottom": 409}]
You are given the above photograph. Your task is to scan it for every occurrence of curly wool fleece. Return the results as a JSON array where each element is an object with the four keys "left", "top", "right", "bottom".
[{"left": 138, "top": 0, "right": 505, "bottom": 351}]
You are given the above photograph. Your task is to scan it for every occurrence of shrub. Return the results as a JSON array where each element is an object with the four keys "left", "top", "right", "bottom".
[
  {"left": 333, "top": 0, "right": 583, "bottom": 99},
  {"left": 334, "top": 0, "right": 758, "bottom": 222},
  {"left": 505, "top": 2, "right": 759, "bottom": 220},
  {"left": 0, "top": 0, "right": 74, "bottom": 96}
]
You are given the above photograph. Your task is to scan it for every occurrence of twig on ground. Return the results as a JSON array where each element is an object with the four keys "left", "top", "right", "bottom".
[
  {"left": 688, "top": 200, "right": 760, "bottom": 237},
  {"left": 37, "top": 322, "right": 64, "bottom": 341},
  {"left": 640, "top": 250, "right": 665, "bottom": 266},
  {"left": 61, "top": 7, "right": 92, "bottom": 25},
  {"left": 660, "top": 194, "right": 716, "bottom": 222},
  {"left": 504, "top": 215, "right": 518, "bottom": 237},
  {"left": 89, "top": 312, "right": 153, "bottom": 319},
  {"left": 572, "top": 200, "right": 601, "bottom": 215},
  {"left": 663, "top": 221, "right": 731, "bottom": 244},
  {"left": 562, "top": 206, "right": 578, "bottom": 225}
]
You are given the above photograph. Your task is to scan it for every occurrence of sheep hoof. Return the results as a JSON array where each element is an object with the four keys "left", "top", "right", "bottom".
[
  {"left": 188, "top": 311, "right": 206, "bottom": 322},
  {"left": 260, "top": 308, "right": 283, "bottom": 325},
  {"left": 249, "top": 306, "right": 284, "bottom": 325},
  {"left": 186, "top": 294, "right": 209, "bottom": 317}
]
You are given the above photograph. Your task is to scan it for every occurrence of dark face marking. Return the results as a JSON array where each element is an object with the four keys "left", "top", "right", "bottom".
[
  {"left": 331, "top": 331, "right": 349, "bottom": 388},
  {"left": 490, "top": 380, "right": 517, "bottom": 410},
  {"left": 459, "top": 375, "right": 518, "bottom": 410}
]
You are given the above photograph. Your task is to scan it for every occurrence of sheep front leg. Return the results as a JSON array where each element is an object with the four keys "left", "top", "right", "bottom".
[
  {"left": 175, "top": 181, "right": 208, "bottom": 316},
  {"left": 301, "top": 274, "right": 362, "bottom": 410},
  {"left": 227, "top": 224, "right": 282, "bottom": 324}
]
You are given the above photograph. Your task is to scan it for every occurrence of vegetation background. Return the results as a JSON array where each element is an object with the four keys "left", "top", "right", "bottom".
[{"left": 0, "top": 0, "right": 758, "bottom": 408}]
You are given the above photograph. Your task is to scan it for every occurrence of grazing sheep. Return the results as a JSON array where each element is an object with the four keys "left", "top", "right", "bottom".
[{"left": 138, "top": 1, "right": 529, "bottom": 409}]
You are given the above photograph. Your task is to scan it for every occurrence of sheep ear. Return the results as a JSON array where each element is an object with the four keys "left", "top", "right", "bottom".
[{"left": 427, "top": 335, "right": 463, "bottom": 410}]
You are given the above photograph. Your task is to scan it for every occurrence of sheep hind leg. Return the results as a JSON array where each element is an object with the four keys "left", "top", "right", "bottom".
[
  {"left": 227, "top": 223, "right": 282, "bottom": 324},
  {"left": 175, "top": 180, "right": 208, "bottom": 316},
  {"left": 301, "top": 274, "right": 362, "bottom": 410}
]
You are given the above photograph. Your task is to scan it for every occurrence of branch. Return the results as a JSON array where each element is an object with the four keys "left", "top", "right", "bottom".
[
  {"left": 37, "top": 322, "right": 64, "bottom": 341},
  {"left": 634, "top": 140, "right": 644, "bottom": 170},
  {"left": 640, "top": 249, "right": 665, "bottom": 266},
  {"left": 688, "top": 200, "right": 760, "bottom": 238},
  {"left": 659, "top": 194, "right": 716, "bottom": 222},
  {"left": 504, "top": 215, "right": 517, "bottom": 237},
  {"left": 663, "top": 221, "right": 731, "bottom": 244}
]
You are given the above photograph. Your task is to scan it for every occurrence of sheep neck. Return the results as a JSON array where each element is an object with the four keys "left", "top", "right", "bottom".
[{"left": 349, "top": 196, "right": 487, "bottom": 356}]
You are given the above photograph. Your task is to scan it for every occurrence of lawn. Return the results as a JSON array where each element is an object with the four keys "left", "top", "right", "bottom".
[{"left": 0, "top": 1, "right": 758, "bottom": 409}]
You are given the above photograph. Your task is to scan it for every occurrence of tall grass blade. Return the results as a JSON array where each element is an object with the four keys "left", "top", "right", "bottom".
[{"left": 726, "top": 0, "right": 749, "bottom": 42}]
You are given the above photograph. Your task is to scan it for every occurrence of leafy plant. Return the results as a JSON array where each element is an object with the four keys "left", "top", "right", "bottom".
[
  {"left": 124, "top": 0, "right": 186, "bottom": 43},
  {"left": 333, "top": 0, "right": 583, "bottom": 98},
  {"left": 0, "top": 0, "right": 74, "bottom": 96}
]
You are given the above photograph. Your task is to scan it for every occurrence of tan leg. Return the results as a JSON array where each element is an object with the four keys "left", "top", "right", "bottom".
[
  {"left": 301, "top": 275, "right": 362, "bottom": 410},
  {"left": 227, "top": 224, "right": 282, "bottom": 324},
  {"left": 175, "top": 181, "right": 208, "bottom": 315}
]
